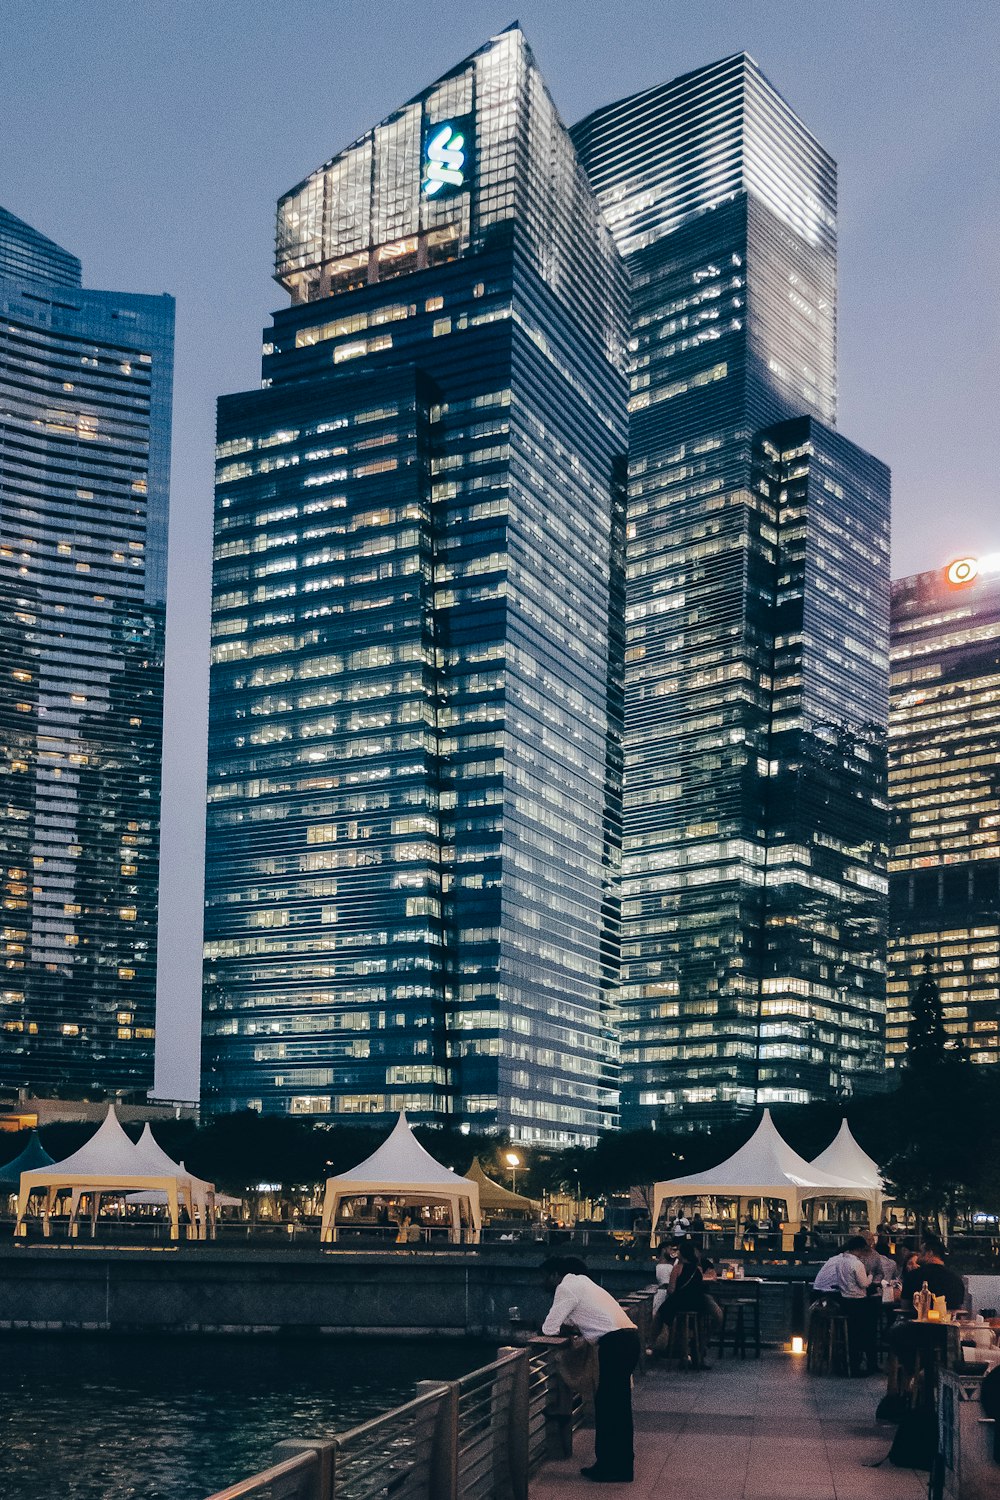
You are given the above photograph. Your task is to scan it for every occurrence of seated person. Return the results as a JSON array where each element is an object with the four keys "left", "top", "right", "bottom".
[
  {"left": 656, "top": 1239, "right": 707, "bottom": 1336},
  {"left": 812, "top": 1236, "right": 872, "bottom": 1303},
  {"left": 896, "top": 1242, "right": 920, "bottom": 1277},
  {"left": 650, "top": 1243, "right": 678, "bottom": 1326},
  {"left": 900, "top": 1236, "right": 966, "bottom": 1313},
  {"left": 873, "top": 1234, "right": 898, "bottom": 1283},
  {"left": 888, "top": 1242, "right": 965, "bottom": 1403},
  {"left": 650, "top": 1242, "right": 704, "bottom": 1350},
  {"left": 812, "top": 1236, "right": 876, "bottom": 1376}
]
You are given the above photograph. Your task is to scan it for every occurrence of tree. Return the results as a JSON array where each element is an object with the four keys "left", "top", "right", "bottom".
[{"left": 908, "top": 951, "right": 947, "bottom": 1073}]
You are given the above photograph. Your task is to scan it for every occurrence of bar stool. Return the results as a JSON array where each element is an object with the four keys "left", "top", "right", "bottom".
[
  {"left": 806, "top": 1303, "right": 830, "bottom": 1373},
  {"left": 669, "top": 1311, "right": 707, "bottom": 1369},
  {"left": 716, "top": 1297, "right": 762, "bottom": 1359},
  {"left": 806, "top": 1302, "right": 850, "bottom": 1375},
  {"left": 830, "top": 1313, "right": 851, "bottom": 1375}
]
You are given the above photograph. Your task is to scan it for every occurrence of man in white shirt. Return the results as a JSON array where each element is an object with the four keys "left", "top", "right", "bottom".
[
  {"left": 812, "top": 1237, "right": 875, "bottom": 1375},
  {"left": 812, "top": 1238, "right": 873, "bottom": 1301},
  {"left": 541, "top": 1256, "right": 639, "bottom": 1483}
]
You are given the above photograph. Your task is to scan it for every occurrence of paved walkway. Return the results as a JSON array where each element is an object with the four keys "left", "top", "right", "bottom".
[{"left": 532, "top": 1353, "right": 927, "bottom": 1499}]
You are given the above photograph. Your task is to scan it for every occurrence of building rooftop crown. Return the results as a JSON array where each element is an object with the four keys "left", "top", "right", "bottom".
[{"left": 0, "top": 205, "right": 82, "bottom": 290}]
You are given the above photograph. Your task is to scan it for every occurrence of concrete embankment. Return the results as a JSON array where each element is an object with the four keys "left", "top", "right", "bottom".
[{"left": 0, "top": 1245, "right": 802, "bottom": 1340}]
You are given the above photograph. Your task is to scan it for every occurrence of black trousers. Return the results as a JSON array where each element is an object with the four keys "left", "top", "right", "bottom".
[
  {"left": 842, "top": 1297, "right": 878, "bottom": 1374},
  {"left": 594, "top": 1328, "right": 640, "bottom": 1480}
]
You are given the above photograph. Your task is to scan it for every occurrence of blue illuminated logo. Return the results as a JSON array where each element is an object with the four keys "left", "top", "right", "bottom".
[{"left": 423, "top": 122, "right": 467, "bottom": 197}]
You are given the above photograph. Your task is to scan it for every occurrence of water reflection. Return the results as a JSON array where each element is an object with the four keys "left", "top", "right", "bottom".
[{"left": 0, "top": 1334, "right": 492, "bottom": 1500}]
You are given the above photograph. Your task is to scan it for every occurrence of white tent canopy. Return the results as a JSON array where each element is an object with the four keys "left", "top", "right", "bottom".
[
  {"left": 650, "top": 1110, "right": 880, "bottom": 1242},
  {"left": 320, "top": 1112, "right": 481, "bottom": 1245},
  {"left": 128, "top": 1129, "right": 217, "bottom": 1233},
  {"left": 809, "top": 1119, "right": 885, "bottom": 1225},
  {"left": 810, "top": 1120, "right": 883, "bottom": 1189},
  {"left": 14, "top": 1106, "right": 216, "bottom": 1242}
]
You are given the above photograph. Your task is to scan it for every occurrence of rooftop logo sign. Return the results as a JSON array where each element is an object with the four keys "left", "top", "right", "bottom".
[
  {"left": 422, "top": 118, "right": 472, "bottom": 198},
  {"left": 946, "top": 557, "right": 979, "bottom": 587},
  {"left": 946, "top": 553, "right": 1000, "bottom": 587}
]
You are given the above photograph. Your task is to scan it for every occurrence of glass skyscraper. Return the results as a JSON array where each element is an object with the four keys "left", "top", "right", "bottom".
[
  {"left": 0, "top": 206, "right": 174, "bottom": 1094},
  {"left": 573, "top": 55, "right": 891, "bottom": 1121},
  {"left": 888, "top": 554, "right": 1000, "bottom": 1067},
  {"left": 202, "top": 27, "right": 628, "bottom": 1144}
]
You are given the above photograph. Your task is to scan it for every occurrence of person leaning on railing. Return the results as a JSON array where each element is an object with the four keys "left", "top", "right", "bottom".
[{"left": 541, "top": 1255, "right": 640, "bottom": 1485}]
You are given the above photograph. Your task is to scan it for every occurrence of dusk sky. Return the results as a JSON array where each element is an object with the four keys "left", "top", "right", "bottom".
[{"left": 3, "top": 1, "right": 997, "bottom": 1100}]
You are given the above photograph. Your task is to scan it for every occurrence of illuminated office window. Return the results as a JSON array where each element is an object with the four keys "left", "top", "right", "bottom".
[{"left": 0, "top": 205, "right": 172, "bottom": 1095}]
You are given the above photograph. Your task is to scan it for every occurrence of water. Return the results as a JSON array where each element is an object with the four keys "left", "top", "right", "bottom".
[{"left": 0, "top": 1334, "right": 494, "bottom": 1500}]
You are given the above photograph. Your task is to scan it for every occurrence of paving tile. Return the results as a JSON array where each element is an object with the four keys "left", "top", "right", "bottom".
[
  {"left": 532, "top": 1352, "right": 924, "bottom": 1500},
  {"left": 634, "top": 1411, "right": 689, "bottom": 1432},
  {"left": 743, "top": 1475, "right": 835, "bottom": 1496},
  {"left": 832, "top": 1480, "right": 927, "bottom": 1500},
  {"left": 753, "top": 1418, "right": 824, "bottom": 1436},
  {"left": 743, "top": 1491, "right": 836, "bottom": 1500}
]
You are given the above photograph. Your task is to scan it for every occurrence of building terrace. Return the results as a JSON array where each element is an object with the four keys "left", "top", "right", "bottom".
[{"left": 535, "top": 1353, "right": 924, "bottom": 1499}]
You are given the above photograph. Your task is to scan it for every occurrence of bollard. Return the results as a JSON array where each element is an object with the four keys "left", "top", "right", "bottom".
[
  {"left": 271, "top": 1439, "right": 337, "bottom": 1500},
  {"left": 415, "top": 1379, "right": 458, "bottom": 1500},
  {"left": 498, "top": 1348, "right": 530, "bottom": 1500}
]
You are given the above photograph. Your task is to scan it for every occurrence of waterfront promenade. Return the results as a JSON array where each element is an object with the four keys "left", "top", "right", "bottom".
[{"left": 534, "top": 1354, "right": 925, "bottom": 1500}]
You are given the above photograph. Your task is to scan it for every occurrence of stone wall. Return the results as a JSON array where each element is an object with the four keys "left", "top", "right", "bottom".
[{"left": 0, "top": 1246, "right": 800, "bottom": 1341}]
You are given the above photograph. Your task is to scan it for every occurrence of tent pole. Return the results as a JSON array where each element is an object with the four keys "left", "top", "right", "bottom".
[
  {"left": 166, "top": 1180, "right": 180, "bottom": 1243},
  {"left": 15, "top": 1185, "right": 29, "bottom": 1239}
]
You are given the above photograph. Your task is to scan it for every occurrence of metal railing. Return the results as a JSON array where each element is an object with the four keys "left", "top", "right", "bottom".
[
  {"left": 202, "top": 1293, "right": 655, "bottom": 1500},
  {"left": 199, "top": 1348, "right": 534, "bottom": 1500},
  {"left": 199, "top": 1447, "right": 320, "bottom": 1500}
]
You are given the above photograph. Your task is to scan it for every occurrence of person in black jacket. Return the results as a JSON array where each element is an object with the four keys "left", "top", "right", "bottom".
[{"left": 900, "top": 1236, "right": 966, "bottom": 1313}]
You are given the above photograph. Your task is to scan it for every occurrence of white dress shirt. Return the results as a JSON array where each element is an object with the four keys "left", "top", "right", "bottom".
[
  {"left": 652, "top": 1258, "right": 674, "bottom": 1315},
  {"left": 542, "top": 1274, "right": 638, "bottom": 1343},
  {"left": 813, "top": 1251, "right": 872, "bottom": 1299}
]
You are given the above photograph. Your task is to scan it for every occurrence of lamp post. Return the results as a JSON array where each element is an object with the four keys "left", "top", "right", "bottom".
[{"left": 505, "top": 1151, "right": 521, "bottom": 1194}]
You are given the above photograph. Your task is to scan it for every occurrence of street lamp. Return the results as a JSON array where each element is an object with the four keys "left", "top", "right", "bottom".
[{"left": 505, "top": 1151, "right": 521, "bottom": 1193}]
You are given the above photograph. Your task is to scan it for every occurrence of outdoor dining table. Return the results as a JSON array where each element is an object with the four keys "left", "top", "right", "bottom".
[{"left": 885, "top": 1316, "right": 962, "bottom": 1419}]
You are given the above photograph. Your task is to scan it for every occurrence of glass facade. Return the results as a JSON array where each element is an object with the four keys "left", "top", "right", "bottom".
[
  {"left": 202, "top": 27, "right": 628, "bottom": 1144},
  {"left": 888, "top": 557, "right": 1000, "bottom": 1066},
  {"left": 573, "top": 55, "right": 890, "bottom": 1121},
  {"left": 0, "top": 205, "right": 174, "bottom": 1094}
]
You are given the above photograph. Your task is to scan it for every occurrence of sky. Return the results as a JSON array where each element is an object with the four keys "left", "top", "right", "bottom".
[{"left": 2, "top": 0, "right": 997, "bottom": 1101}]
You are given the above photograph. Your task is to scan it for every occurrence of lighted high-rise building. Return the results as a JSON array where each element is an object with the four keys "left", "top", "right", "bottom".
[
  {"left": 888, "top": 554, "right": 1000, "bottom": 1067},
  {"left": 573, "top": 55, "right": 891, "bottom": 1121},
  {"left": 0, "top": 205, "right": 174, "bottom": 1094},
  {"left": 202, "top": 27, "right": 628, "bottom": 1143}
]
